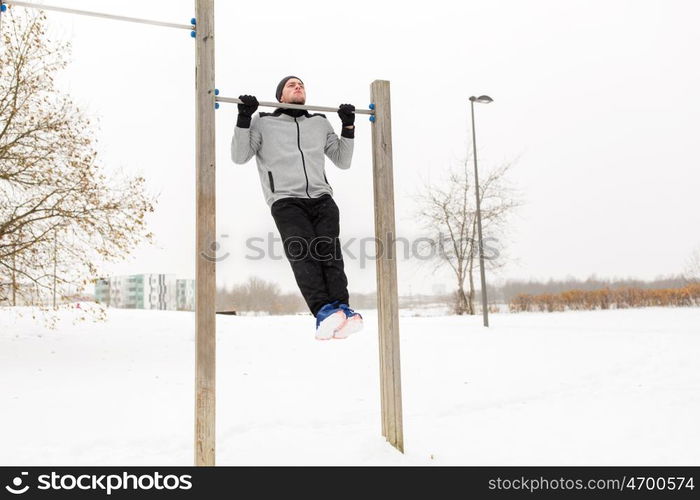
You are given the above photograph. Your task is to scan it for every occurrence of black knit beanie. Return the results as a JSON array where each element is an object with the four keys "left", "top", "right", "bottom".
[{"left": 276, "top": 75, "right": 304, "bottom": 102}]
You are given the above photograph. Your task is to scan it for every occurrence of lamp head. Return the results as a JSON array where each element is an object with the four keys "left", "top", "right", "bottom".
[{"left": 470, "top": 95, "right": 493, "bottom": 104}]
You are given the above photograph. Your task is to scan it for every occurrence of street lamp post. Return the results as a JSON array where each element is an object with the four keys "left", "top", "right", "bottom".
[{"left": 469, "top": 95, "right": 493, "bottom": 327}]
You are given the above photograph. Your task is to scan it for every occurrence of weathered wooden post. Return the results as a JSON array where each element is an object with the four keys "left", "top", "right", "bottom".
[
  {"left": 194, "top": 0, "right": 216, "bottom": 466},
  {"left": 370, "top": 80, "right": 404, "bottom": 452}
]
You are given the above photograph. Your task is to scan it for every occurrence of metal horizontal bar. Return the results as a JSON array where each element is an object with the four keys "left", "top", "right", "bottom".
[
  {"left": 215, "top": 96, "right": 374, "bottom": 115},
  {"left": 3, "top": 1, "right": 193, "bottom": 30}
]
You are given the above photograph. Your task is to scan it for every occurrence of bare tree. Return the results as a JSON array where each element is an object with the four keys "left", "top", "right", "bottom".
[
  {"left": 683, "top": 246, "right": 700, "bottom": 284},
  {"left": 0, "top": 9, "right": 156, "bottom": 307},
  {"left": 414, "top": 154, "right": 521, "bottom": 315}
]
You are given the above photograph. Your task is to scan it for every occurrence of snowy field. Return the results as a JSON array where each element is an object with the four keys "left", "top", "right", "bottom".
[{"left": 1, "top": 305, "right": 698, "bottom": 466}]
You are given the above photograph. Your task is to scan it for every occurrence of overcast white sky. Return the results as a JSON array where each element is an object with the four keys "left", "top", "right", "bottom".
[{"left": 9, "top": 0, "right": 699, "bottom": 294}]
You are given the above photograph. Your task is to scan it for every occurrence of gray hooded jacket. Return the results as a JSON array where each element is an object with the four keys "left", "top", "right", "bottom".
[{"left": 231, "top": 109, "right": 354, "bottom": 207}]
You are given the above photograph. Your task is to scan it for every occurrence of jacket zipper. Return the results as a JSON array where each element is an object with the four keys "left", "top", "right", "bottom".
[
  {"left": 294, "top": 117, "right": 311, "bottom": 198},
  {"left": 267, "top": 171, "right": 275, "bottom": 193}
]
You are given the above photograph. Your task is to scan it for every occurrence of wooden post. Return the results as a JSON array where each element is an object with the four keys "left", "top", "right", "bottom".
[
  {"left": 194, "top": 0, "right": 216, "bottom": 466},
  {"left": 370, "top": 80, "right": 404, "bottom": 453}
]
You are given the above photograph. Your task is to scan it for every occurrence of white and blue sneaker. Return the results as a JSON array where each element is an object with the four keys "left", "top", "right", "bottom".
[
  {"left": 333, "top": 303, "right": 364, "bottom": 339},
  {"left": 315, "top": 302, "right": 347, "bottom": 341}
]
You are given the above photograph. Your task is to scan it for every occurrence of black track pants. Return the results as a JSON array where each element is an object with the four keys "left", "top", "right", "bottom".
[{"left": 270, "top": 194, "right": 350, "bottom": 317}]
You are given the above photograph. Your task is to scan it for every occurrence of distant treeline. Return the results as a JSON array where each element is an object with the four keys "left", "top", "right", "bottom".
[
  {"left": 497, "top": 274, "right": 693, "bottom": 303},
  {"left": 215, "top": 277, "right": 378, "bottom": 315},
  {"left": 509, "top": 283, "right": 700, "bottom": 313},
  {"left": 216, "top": 277, "right": 306, "bottom": 315},
  {"left": 217, "top": 275, "right": 699, "bottom": 315}
]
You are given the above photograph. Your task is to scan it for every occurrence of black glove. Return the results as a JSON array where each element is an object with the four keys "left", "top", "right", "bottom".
[
  {"left": 338, "top": 103, "right": 355, "bottom": 138},
  {"left": 337, "top": 103, "right": 355, "bottom": 127},
  {"left": 237, "top": 95, "right": 259, "bottom": 128}
]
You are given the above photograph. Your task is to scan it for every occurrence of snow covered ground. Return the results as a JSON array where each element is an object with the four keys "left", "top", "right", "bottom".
[{"left": 1, "top": 305, "right": 698, "bottom": 466}]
